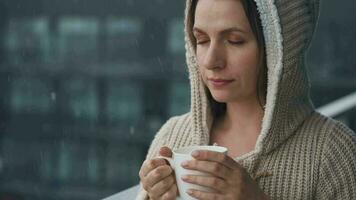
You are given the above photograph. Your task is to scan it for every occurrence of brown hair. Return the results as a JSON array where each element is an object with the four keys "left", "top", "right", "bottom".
[{"left": 188, "top": 0, "right": 267, "bottom": 118}]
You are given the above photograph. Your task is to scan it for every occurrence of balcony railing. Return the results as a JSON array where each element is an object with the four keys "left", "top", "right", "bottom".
[{"left": 317, "top": 91, "right": 356, "bottom": 117}]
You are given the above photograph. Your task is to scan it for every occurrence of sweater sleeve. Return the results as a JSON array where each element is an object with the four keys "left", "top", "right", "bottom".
[
  {"left": 315, "top": 122, "right": 356, "bottom": 199},
  {"left": 135, "top": 117, "right": 177, "bottom": 200}
]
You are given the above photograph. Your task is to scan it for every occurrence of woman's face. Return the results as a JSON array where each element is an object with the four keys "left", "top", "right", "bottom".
[{"left": 194, "top": 0, "right": 261, "bottom": 104}]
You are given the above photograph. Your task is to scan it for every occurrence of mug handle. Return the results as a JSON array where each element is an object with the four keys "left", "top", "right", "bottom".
[{"left": 157, "top": 156, "right": 174, "bottom": 169}]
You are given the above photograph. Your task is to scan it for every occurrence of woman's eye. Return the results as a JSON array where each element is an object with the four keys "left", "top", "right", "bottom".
[
  {"left": 228, "top": 40, "right": 244, "bottom": 45},
  {"left": 197, "top": 40, "right": 209, "bottom": 45}
]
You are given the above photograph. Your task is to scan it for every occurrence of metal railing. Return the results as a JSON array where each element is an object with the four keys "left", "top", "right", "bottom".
[
  {"left": 317, "top": 91, "right": 356, "bottom": 117},
  {"left": 103, "top": 185, "right": 140, "bottom": 200}
]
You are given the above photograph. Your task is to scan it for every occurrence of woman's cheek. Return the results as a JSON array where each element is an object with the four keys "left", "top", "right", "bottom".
[
  {"left": 197, "top": 58, "right": 207, "bottom": 83},
  {"left": 199, "top": 71, "right": 208, "bottom": 86}
]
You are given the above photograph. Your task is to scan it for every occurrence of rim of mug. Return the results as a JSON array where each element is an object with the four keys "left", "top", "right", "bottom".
[{"left": 173, "top": 145, "right": 227, "bottom": 155}]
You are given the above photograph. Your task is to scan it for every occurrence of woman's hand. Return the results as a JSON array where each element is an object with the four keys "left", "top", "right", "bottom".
[
  {"left": 181, "top": 150, "right": 269, "bottom": 200},
  {"left": 139, "top": 147, "right": 178, "bottom": 200}
]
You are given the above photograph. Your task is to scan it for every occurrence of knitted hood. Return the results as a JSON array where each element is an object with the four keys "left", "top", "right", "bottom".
[{"left": 184, "top": 0, "right": 320, "bottom": 156}]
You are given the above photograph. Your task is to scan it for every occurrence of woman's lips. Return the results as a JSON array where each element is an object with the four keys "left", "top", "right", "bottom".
[{"left": 208, "top": 78, "right": 234, "bottom": 87}]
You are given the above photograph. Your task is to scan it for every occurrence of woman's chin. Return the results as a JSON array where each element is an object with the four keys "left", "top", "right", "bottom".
[{"left": 211, "top": 93, "right": 230, "bottom": 103}]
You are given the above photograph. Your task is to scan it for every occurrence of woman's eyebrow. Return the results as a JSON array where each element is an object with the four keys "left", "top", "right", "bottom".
[{"left": 193, "top": 27, "right": 245, "bottom": 35}]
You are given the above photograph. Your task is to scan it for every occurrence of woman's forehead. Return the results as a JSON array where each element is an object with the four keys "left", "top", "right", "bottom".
[{"left": 194, "top": 0, "right": 250, "bottom": 34}]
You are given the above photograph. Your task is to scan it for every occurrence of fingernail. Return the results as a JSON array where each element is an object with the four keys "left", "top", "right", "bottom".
[
  {"left": 181, "top": 175, "right": 189, "bottom": 180},
  {"left": 191, "top": 150, "right": 199, "bottom": 157},
  {"left": 181, "top": 161, "right": 189, "bottom": 167}
]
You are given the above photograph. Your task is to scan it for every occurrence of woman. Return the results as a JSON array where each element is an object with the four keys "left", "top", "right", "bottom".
[{"left": 137, "top": 0, "right": 356, "bottom": 199}]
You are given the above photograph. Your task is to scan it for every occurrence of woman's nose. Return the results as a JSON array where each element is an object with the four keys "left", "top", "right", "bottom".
[{"left": 202, "top": 44, "right": 226, "bottom": 70}]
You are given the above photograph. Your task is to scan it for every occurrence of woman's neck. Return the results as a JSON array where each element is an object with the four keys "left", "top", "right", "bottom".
[
  {"left": 210, "top": 98, "right": 265, "bottom": 157},
  {"left": 220, "top": 98, "right": 264, "bottom": 137}
]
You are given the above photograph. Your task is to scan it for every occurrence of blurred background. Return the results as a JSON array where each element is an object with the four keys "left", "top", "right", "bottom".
[{"left": 0, "top": 0, "right": 355, "bottom": 199}]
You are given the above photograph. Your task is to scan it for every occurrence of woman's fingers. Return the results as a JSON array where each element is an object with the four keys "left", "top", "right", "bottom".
[
  {"left": 139, "top": 146, "right": 175, "bottom": 199},
  {"left": 144, "top": 165, "right": 173, "bottom": 192},
  {"left": 149, "top": 175, "right": 175, "bottom": 198},
  {"left": 182, "top": 160, "right": 230, "bottom": 179},
  {"left": 159, "top": 182, "right": 178, "bottom": 200},
  {"left": 159, "top": 146, "right": 173, "bottom": 157},
  {"left": 187, "top": 189, "right": 224, "bottom": 200},
  {"left": 191, "top": 150, "right": 238, "bottom": 169},
  {"left": 182, "top": 175, "right": 227, "bottom": 193},
  {"left": 139, "top": 158, "right": 168, "bottom": 179},
  {"left": 139, "top": 147, "right": 173, "bottom": 179}
]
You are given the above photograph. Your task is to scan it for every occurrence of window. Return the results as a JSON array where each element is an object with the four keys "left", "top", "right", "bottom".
[
  {"left": 106, "top": 80, "right": 143, "bottom": 124},
  {"left": 58, "top": 17, "right": 99, "bottom": 62},
  {"left": 10, "top": 77, "right": 53, "bottom": 114},
  {"left": 106, "top": 17, "right": 142, "bottom": 61},
  {"left": 168, "top": 18, "right": 185, "bottom": 56},
  {"left": 169, "top": 81, "right": 190, "bottom": 116},
  {"left": 5, "top": 18, "right": 50, "bottom": 63},
  {"left": 64, "top": 78, "right": 98, "bottom": 122}
]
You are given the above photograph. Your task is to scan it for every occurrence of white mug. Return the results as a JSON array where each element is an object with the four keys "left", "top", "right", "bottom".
[{"left": 159, "top": 145, "right": 228, "bottom": 200}]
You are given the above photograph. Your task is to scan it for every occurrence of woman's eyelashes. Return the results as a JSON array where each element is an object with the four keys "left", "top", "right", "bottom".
[
  {"left": 194, "top": 35, "right": 209, "bottom": 45},
  {"left": 196, "top": 39, "right": 245, "bottom": 46},
  {"left": 197, "top": 40, "right": 209, "bottom": 45},
  {"left": 227, "top": 39, "right": 244, "bottom": 45}
]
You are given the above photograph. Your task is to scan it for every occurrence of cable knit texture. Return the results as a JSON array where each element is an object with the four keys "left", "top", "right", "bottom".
[{"left": 136, "top": 0, "right": 356, "bottom": 199}]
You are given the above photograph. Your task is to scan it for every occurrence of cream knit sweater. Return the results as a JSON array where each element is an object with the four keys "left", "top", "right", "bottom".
[{"left": 136, "top": 0, "right": 356, "bottom": 199}]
